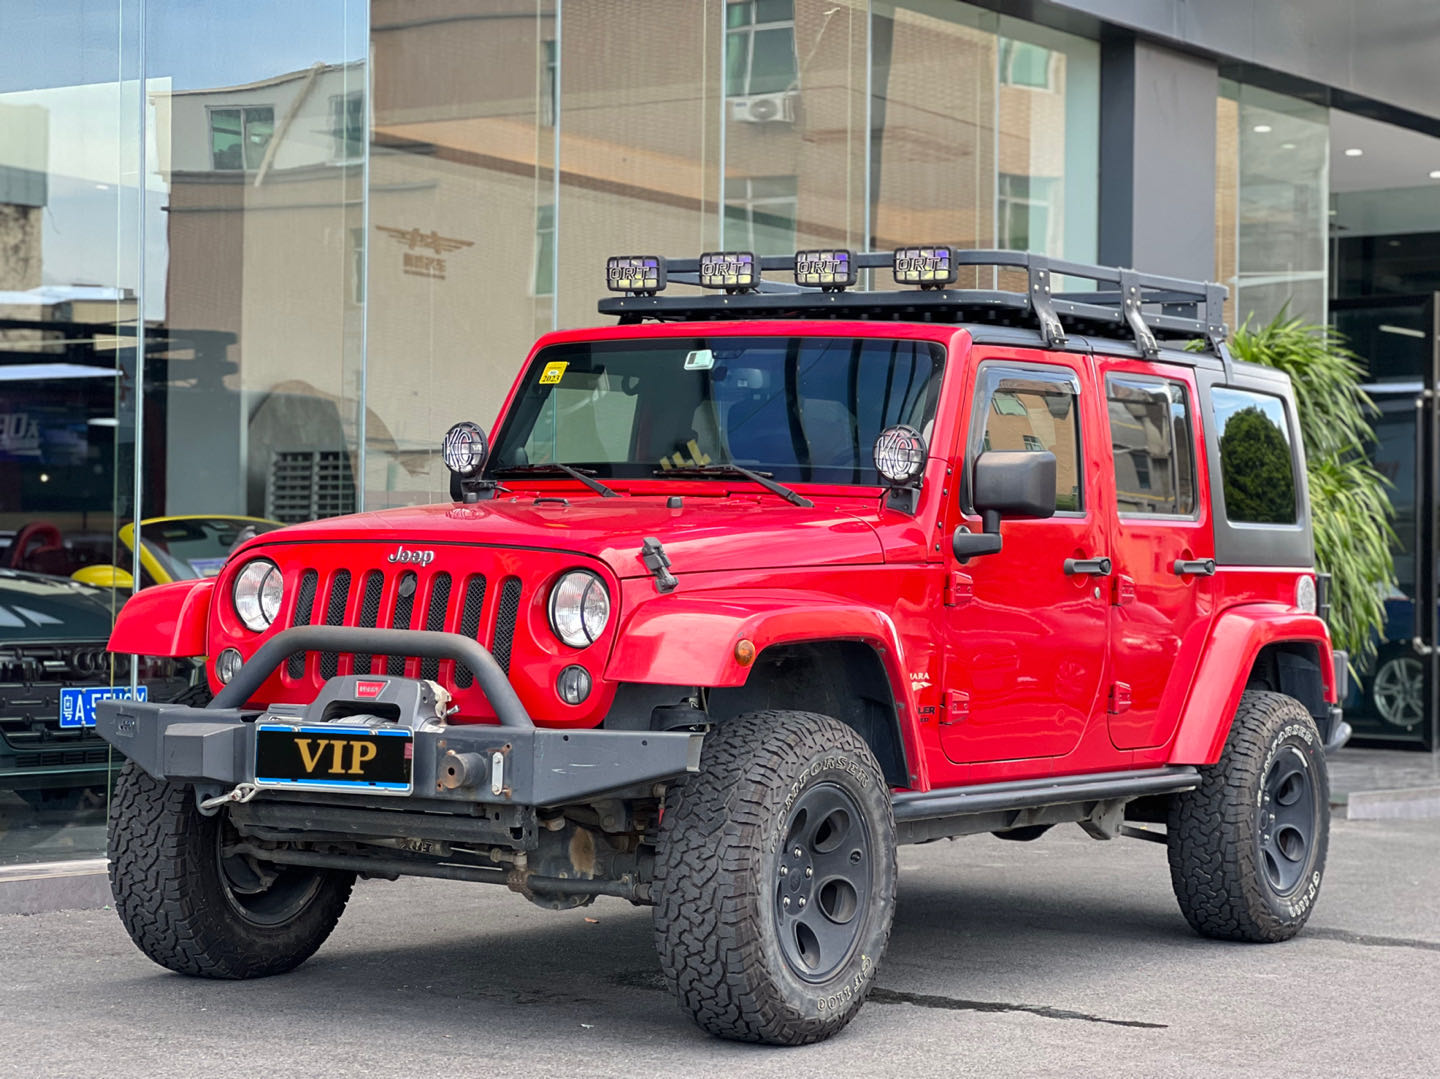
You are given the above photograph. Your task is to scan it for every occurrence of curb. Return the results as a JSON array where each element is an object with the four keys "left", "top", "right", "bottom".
[
  {"left": 1332, "top": 787, "right": 1440, "bottom": 821},
  {"left": 0, "top": 859, "right": 110, "bottom": 916}
]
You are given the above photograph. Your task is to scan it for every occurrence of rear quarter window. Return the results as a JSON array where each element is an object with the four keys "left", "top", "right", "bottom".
[{"left": 1211, "top": 387, "right": 1298, "bottom": 525}]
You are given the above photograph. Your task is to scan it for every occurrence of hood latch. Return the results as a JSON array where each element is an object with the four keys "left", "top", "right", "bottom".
[{"left": 640, "top": 536, "right": 678, "bottom": 594}]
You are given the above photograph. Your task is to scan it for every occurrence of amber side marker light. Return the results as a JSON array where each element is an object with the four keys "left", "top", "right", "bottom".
[{"left": 734, "top": 639, "right": 756, "bottom": 666}]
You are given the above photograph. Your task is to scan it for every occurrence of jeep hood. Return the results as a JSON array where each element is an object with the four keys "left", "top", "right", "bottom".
[{"left": 245, "top": 495, "right": 884, "bottom": 577}]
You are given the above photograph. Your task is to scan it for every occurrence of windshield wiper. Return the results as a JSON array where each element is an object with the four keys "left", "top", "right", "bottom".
[
  {"left": 653, "top": 463, "right": 813, "bottom": 508},
  {"left": 491, "top": 463, "right": 619, "bottom": 498}
]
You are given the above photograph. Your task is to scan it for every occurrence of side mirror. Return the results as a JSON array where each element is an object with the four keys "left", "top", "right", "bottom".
[{"left": 952, "top": 450, "right": 1057, "bottom": 561}]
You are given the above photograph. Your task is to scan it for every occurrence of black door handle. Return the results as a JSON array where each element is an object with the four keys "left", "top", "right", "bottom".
[
  {"left": 1173, "top": 558, "right": 1216, "bottom": 577},
  {"left": 1063, "top": 556, "right": 1112, "bottom": 576}
]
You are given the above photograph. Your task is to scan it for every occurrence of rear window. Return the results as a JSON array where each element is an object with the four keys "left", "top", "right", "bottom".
[{"left": 1211, "top": 388, "right": 1297, "bottom": 524}]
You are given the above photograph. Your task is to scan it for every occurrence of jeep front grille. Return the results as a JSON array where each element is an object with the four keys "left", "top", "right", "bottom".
[{"left": 280, "top": 566, "right": 522, "bottom": 691}]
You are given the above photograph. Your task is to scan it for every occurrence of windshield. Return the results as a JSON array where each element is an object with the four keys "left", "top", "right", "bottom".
[{"left": 490, "top": 337, "right": 945, "bottom": 485}]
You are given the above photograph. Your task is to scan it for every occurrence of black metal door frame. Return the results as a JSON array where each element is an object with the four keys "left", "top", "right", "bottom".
[{"left": 1331, "top": 293, "right": 1438, "bottom": 751}]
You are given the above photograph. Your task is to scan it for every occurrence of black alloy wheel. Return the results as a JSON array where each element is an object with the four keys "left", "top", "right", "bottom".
[
  {"left": 1256, "top": 744, "right": 1320, "bottom": 897},
  {"left": 774, "top": 782, "right": 872, "bottom": 982},
  {"left": 216, "top": 816, "right": 330, "bottom": 927}
]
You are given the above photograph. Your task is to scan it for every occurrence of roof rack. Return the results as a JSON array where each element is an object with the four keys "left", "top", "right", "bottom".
[{"left": 597, "top": 249, "right": 1232, "bottom": 367}]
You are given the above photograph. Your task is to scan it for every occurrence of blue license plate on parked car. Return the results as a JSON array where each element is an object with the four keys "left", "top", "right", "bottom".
[{"left": 59, "top": 685, "right": 149, "bottom": 729}]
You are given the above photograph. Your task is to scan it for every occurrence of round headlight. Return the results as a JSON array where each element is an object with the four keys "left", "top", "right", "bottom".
[
  {"left": 873, "top": 424, "right": 927, "bottom": 485},
  {"left": 442, "top": 421, "right": 489, "bottom": 478},
  {"left": 548, "top": 570, "right": 610, "bottom": 648},
  {"left": 234, "top": 559, "right": 284, "bottom": 632}
]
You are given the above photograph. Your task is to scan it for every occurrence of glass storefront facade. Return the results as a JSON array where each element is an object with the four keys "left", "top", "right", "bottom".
[
  {"left": 4, "top": 1, "right": 1437, "bottom": 861},
  {"left": 1, "top": 0, "right": 1098, "bottom": 860},
  {"left": 1216, "top": 81, "right": 1440, "bottom": 750}
]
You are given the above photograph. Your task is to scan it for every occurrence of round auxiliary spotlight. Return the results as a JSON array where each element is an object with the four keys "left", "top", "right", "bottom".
[
  {"left": 873, "top": 424, "right": 927, "bottom": 486},
  {"left": 442, "top": 421, "right": 489, "bottom": 477}
]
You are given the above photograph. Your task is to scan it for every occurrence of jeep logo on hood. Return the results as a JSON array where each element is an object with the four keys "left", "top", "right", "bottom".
[{"left": 387, "top": 546, "right": 435, "bottom": 566}]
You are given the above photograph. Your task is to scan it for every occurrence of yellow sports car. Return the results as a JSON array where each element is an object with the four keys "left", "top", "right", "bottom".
[{"left": 70, "top": 515, "right": 282, "bottom": 589}]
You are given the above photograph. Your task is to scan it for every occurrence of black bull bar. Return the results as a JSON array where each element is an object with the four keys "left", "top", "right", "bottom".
[{"left": 96, "top": 626, "right": 703, "bottom": 807}]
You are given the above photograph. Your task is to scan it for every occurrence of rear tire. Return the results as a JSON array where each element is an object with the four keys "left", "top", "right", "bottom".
[
  {"left": 652, "top": 710, "right": 897, "bottom": 1045},
  {"left": 1167, "top": 690, "right": 1329, "bottom": 942},
  {"left": 108, "top": 760, "right": 353, "bottom": 978}
]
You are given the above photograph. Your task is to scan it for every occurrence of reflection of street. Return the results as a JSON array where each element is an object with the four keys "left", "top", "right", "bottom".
[{"left": 0, "top": 789, "right": 107, "bottom": 866}]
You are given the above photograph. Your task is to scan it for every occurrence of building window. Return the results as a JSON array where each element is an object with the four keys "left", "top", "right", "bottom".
[
  {"left": 209, "top": 106, "right": 274, "bottom": 171},
  {"left": 999, "top": 39, "right": 1053, "bottom": 90},
  {"left": 724, "top": 176, "right": 797, "bottom": 256},
  {"left": 998, "top": 173, "right": 1058, "bottom": 253},
  {"left": 725, "top": 1, "right": 798, "bottom": 97},
  {"left": 331, "top": 92, "right": 366, "bottom": 161},
  {"left": 534, "top": 204, "right": 555, "bottom": 296},
  {"left": 541, "top": 40, "right": 558, "bottom": 127}
]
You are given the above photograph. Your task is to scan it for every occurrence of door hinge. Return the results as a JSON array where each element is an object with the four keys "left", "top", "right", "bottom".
[
  {"left": 944, "top": 571, "right": 973, "bottom": 607},
  {"left": 941, "top": 689, "right": 970, "bottom": 725},
  {"left": 1111, "top": 574, "right": 1135, "bottom": 606},
  {"left": 1107, "top": 682, "right": 1132, "bottom": 715}
]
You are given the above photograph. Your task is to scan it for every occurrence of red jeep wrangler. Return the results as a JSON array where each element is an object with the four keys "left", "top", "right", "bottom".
[{"left": 98, "top": 248, "right": 1348, "bottom": 1045}]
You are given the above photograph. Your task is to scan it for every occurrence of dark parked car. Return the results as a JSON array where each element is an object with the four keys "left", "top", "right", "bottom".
[{"left": 0, "top": 568, "right": 196, "bottom": 806}]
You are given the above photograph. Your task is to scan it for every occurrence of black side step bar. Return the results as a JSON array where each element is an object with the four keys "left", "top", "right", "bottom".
[{"left": 891, "top": 766, "right": 1200, "bottom": 823}]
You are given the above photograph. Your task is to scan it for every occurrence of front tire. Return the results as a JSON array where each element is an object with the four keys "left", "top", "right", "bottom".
[
  {"left": 1167, "top": 690, "right": 1329, "bottom": 942},
  {"left": 652, "top": 710, "right": 897, "bottom": 1045},
  {"left": 108, "top": 760, "right": 354, "bottom": 978}
]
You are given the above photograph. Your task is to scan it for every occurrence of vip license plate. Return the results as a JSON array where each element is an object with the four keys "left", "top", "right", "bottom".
[{"left": 254, "top": 725, "right": 413, "bottom": 795}]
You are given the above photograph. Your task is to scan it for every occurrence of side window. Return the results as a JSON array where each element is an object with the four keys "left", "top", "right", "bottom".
[
  {"left": 973, "top": 367, "right": 1083, "bottom": 512},
  {"left": 1211, "top": 387, "right": 1298, "bottom": 524},
  {"left": 1106, "top": 376, "right": 1196, "bottom": 516}
]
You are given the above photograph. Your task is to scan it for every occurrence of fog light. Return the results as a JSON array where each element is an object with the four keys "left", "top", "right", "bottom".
[
  {"left": 216, "top": 648, "right": 243, "bottom": 684},
  {"left": 557, "top": 665, "right": 592, "bottom": 705}
]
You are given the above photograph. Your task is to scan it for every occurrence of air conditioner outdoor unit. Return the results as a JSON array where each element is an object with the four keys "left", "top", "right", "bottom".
[{"left": 729, "top": 92, "right": 797, "bottom": 124}]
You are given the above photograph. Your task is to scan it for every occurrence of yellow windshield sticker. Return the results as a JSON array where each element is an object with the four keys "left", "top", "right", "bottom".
[{"left": 539, "top": 361, "right": 569, "bottom": 385}]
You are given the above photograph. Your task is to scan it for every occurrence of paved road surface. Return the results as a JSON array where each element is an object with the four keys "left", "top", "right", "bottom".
[{"left": 3, "top": 817, "right": 1437, "bottom": 1078}]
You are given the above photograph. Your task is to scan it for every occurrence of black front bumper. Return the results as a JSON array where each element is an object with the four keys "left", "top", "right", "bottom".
[{"left": 95, "top": 626, "right": 701, "bottom": 808}]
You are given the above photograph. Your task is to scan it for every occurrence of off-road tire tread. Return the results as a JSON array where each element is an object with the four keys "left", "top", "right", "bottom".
[
  {"left": 108, "top": 760, "right": 352, "bottom": 978},
  {"left": 652, "top": 710, "right": 895, "bottom": 1045},
  {"left": 1167, "top": 690, "right": 1328, "bottom": 943}
]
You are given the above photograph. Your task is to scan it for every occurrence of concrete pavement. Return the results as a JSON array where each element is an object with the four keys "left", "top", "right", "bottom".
[{"left": 2, "top": 816, "right": 1437, "bottom": 1078}]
